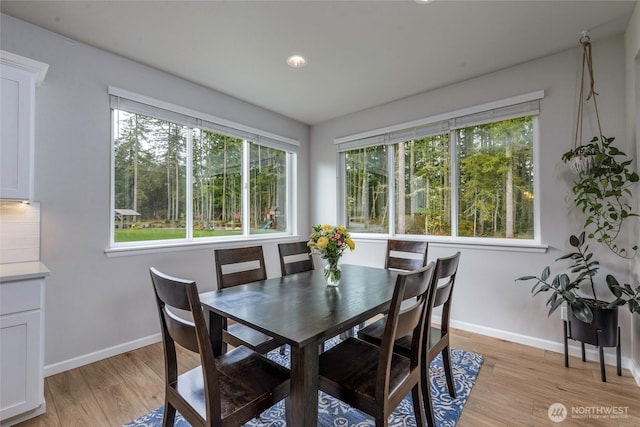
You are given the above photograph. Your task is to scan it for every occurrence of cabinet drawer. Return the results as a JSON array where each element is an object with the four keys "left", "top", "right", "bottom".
[{"left": 0, "top": 279, "right": 42, "bottom": 315}]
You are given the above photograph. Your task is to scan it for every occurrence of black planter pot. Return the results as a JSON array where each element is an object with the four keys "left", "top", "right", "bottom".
[
  {"left": 567, "top": 301, "right": 618, "bottom": 347},
  {"left": 563, "top": 300, "right": 621, "bottom": 382}
]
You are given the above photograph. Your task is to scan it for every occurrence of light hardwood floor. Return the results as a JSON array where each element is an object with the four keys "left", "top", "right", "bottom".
[{"left": 14, "top": 328, "right": 640, "bottom": 427}]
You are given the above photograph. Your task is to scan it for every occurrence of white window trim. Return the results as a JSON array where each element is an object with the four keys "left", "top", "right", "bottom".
[
  {"left": 106, "top": 87, "right": 298, "bottom": 254},
  {"left": 336, "top": 91, "right": 545, "bottom": 249}
]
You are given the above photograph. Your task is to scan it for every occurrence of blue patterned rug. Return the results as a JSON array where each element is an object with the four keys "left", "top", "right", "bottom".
[{"left": 125, "top": 343, "right": 483, "bottom": 427}]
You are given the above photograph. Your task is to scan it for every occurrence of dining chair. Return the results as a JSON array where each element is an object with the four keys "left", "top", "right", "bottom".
[
  {"left": 148, "top": 268, "right": 290, "bottom": 427},
  {"left": 318, "top": 262, "right": 437, "bottom": 427},
  {"left": 214, "top": 246, "right": 284, "bottom": 354},
  {"left": 278, "top": 240, "right": 322, "bottom": 354},
  {"left": 358, "top": 251, "right": 461, "bottom": 427},
  {"left": 278, "top": 241, "right": 314, "bottom": 276},
  {"left": 342, "top": 238, "right": 429, "bottom": 340},
  {"left": 385, "top": 239, "right": 429, "bottom": 271}
]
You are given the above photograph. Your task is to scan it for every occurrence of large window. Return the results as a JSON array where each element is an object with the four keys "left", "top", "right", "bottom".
[
  {"left": 339, "top": 94, "right": 540, "bottom": 242},
  {"left": 110, "top": 88, "right": 296, "bottom": 247}
]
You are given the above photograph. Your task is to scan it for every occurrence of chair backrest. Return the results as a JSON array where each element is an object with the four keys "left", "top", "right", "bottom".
[
  {"left": 384, "top": 239, "right": 429, "bottom": 271},
  {"left": 278, "top": 241, "right": 314, "bottom": 276},
  {"left": 377, "top": 262, "right": 436, "bottom": 401},
  {"left": 431, "top": 251, "right": 461, "bottom": 333},
  {"left": 432, "top": 251, "right": 460, "bottom": 307},
  {"left": 214, "top": 246, "right": 267, "bottom": 289},
  {"left": 149, "top": 268, "right": 221, "bottom": 421}
]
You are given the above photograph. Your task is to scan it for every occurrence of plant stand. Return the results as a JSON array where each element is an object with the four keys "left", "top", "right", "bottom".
[{"left": 563, "top": 320, "right": 621, "bottom": 382}]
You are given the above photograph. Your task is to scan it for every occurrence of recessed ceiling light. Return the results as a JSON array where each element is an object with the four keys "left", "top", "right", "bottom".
[
  {"left": 414, "top": 0, "right": 434, "bottom": 4},
  {"left": 287, "top": 55, "right": 307, "bottom": 68}
]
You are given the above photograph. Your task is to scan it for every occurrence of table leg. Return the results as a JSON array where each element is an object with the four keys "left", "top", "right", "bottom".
[
  {"left": 288, "top": 343, "right": 319, "bottom": 427},
  {"left": 208, "top": 310, "right": 226, "bottom": 356}
]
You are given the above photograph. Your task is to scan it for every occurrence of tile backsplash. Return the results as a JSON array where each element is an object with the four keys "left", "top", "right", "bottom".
[{"left": 0, "top": 201, "right": 40, "bottom": 264}]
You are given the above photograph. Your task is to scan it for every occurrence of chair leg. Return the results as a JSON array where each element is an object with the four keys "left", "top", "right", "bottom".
[
  {"left": 279, "top": 344, "right": 286, "bottom": 355},
  {"left": 442, "top": 346, "right": 456, "bottom": 398},
  {"left": 420, "top": 359, "right": 436, "bottom": 427},
  {"left": 163, "top": 402, "right": 176, "bottom": 427},
  {"left": 412, "top": 383, "right": 426, "bottom": 427},
  {"left": 339, "top": 330, "right": 353, "bottom": 340},
  {"left": 374, "top": 414, "right": 389, "bottom": 427}
]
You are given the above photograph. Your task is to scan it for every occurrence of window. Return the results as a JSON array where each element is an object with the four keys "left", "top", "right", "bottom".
[
  {"left": 338, "top": 93, "right": 540, "bottom": 243},
  {"left": 110, "top": 88, "right": 297, "bottom": 247}
]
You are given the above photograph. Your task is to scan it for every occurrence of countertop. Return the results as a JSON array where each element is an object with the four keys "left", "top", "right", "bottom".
[{"left": 0, "top": 261, "right": 50, "bottom": 283}]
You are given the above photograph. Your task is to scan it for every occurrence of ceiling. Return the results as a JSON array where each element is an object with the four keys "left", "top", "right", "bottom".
[{"left": 1, "top": 1, "right": 636, "bottom": 125}]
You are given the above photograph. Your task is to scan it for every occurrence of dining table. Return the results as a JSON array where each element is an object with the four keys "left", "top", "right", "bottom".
[{"left": 199, "top": 264, "right": 398, "bottom": 427}]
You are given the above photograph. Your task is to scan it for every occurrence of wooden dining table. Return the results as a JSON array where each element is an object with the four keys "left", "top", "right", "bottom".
[{"left": 199, "top": 264, "right": 398, "bottom": 427}]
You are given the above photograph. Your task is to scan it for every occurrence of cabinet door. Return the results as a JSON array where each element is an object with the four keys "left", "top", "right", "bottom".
[
  {"left": 1, "top": 64, "right": 35, "bottom": 200},
  {"left": 0, "top": 309, "right": 42, "bottom": 420}
]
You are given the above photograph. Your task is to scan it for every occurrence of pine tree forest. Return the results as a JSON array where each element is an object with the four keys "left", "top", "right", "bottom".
[
  {"left": 113, "top": 111, "right": 286, "bottom": 241},
  {"left": 345, "top": 117, "right": 534, "bottom": 239}
]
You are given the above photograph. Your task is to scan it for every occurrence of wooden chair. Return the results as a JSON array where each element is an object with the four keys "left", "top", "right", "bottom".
[
  {"left": 149, "top": 268, "right": 290, "bottom": 427},
  {"left": 358, "top": 251, "right": 461, "bottom": 427},
  {"left": 385, "top": 239, "right": 429, "bottom": 271},
  {"left": 342, "top": 238, "right": 429, "bottom": 340},
  {"left": 214, "top": 246, "right": 284, "bottom": 354},
  {"left": 318, "top": 263, "right": 437, "bottom": 427},
  {"left": 278, "top": 241, "right": 314, "bottom": 276},
  {"left": 278, "top": 241, "right": 324, "bottom": 354}
]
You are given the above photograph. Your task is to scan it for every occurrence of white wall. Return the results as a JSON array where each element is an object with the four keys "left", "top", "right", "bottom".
[
  {"left": 0, "top": 14, "right": 310, "bottom": 374},
  {"left": 311, "top": 34, "right": 636, "bottom": 367},
  {"left": 624, "top": 0, "right": 640, "bottom": 383}
]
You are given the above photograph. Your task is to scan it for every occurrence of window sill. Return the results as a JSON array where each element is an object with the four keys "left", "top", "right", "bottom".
[
  {"left": 350, "top": 234, "right": 548, "bottom": 253},
  {"left": 105, "top": 234, "right": 301, "bottom": 257}
]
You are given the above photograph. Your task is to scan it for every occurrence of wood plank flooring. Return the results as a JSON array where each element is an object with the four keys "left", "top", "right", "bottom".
[{"left": 14, "top": 328, "right": 639, "bottom": 426}]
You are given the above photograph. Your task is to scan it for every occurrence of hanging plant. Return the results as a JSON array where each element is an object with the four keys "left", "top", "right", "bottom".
[
  {"left": 565, "top": 33, "right": 601, "bottom": 175},
  {"left": 562, "top": 136, "right": 639, "bottom": 258},
  {"left": 561, "top": 33, "right": 639, "bottom": 258}
]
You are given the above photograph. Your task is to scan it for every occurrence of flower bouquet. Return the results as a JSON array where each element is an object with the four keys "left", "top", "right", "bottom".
[{"left": 308, "top": 224, "right": 355, "bottom": 286}]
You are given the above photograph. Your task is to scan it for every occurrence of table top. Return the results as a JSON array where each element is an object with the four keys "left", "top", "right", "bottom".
[{"left": 200, "top": 264, "right": 397, "bottom": 348}]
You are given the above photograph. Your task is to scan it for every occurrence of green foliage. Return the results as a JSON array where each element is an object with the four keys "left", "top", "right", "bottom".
[
  {"left": 606, "top": 275, "right": 640, "bottom": 314},
  {"left": 516, "top": 232, "right": 640, "bottom": 323},
  {"left": 561, "top": 136, "right": 639, "bottom": 258},
  {"left": 346, "top": 116, "right": 535, "bottom": 238},
  {"left": 114, "top": 112, "right": 288, "bottom": 242}
]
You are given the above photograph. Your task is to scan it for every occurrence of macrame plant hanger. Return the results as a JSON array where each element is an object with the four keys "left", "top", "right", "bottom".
[{"left": 570, "top": 31, "right": 606, "bottom": 175}]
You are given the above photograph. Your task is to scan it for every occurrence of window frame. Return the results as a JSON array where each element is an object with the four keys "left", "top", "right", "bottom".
[
  {"left": 336, "top": 91, "right": 544, "bottom": 250},
  {"left": 107, "top": 87, "right": 299, "bottom": 254}
]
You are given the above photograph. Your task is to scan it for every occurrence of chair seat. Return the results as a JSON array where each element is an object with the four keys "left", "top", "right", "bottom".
[
  {"left": 319, "top": 337, "right": 413, "bottom": 404},
  {"left": 225, "top": 323, "right": 283, "bottom": 354},
  {"left": 175, "top": 346, "right": 290, "bottom": 424}
]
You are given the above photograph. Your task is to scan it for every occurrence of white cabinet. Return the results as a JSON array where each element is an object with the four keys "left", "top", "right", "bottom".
[
  {"left": 0, "top": 51, "right": 48, "bottom": 200},
  {"left": 0, "top": 264, "right": 48, "bottom": 426}
]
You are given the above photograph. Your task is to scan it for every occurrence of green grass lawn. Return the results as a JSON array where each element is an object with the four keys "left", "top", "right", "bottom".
[{"left": 114, "top": 227, "right": 276, "bottom": 242}]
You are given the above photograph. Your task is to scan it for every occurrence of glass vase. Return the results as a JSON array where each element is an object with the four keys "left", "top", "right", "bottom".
[{"left": 324, "top": 261, "right": 342, "bottom": 287}]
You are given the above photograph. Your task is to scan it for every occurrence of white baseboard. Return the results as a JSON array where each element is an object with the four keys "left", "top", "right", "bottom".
[
  {"left": 443, "top": 316, "right": 636, "bottom": 377},
  {"left": 631, "top": 359, "right": 640, "bottom": 386},
  {"left": 43, "top": 333, "right": 161, "bottom": 377}
]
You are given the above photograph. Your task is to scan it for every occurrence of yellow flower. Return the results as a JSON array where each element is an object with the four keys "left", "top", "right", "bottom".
[
  {"left": 346, "top": 238, "right": 355, "bottom": 250},
  {"left": 317, "top": 236, "right": 329, "bottom": 249},
  {"left": 321, "top": 224, "right": 333, "bottom": 230}
]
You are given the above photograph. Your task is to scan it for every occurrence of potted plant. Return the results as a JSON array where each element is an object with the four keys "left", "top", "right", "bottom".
[
  {"left": 562, "top": 136, "right": 639, "bottom": 259},
  {"left": 516, "top": 232, "right": 640, "bottom": 348}
]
